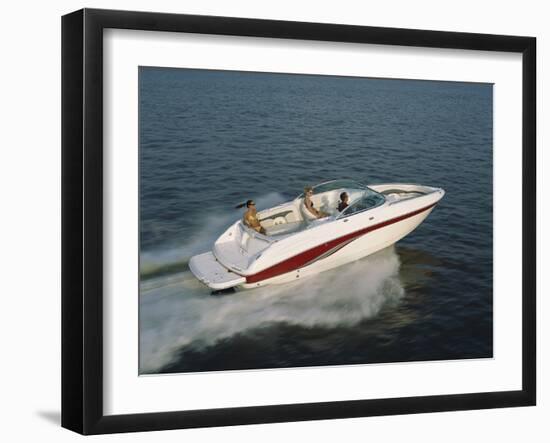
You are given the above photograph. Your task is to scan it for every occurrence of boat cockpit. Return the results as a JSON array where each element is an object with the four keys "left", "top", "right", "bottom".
[{"left": 253, "top": 180, "right": 386, "bottom": 237}]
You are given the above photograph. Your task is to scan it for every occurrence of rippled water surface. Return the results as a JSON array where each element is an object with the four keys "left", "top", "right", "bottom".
[{"left": 139, "top": 68, "right": 493, "bottom": 374}]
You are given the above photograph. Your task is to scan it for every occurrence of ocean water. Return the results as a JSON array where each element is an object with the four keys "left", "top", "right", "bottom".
[{"left": 139, "top": 67, "right": 493, "bottom": 374}]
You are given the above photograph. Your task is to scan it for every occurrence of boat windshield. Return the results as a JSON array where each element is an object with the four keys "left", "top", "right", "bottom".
[
  {"left": 296, "top": 180, "right": 368, "bottom": 198},
  {"left": 337, "top": 188, "right": 386, "bottom": 218}
]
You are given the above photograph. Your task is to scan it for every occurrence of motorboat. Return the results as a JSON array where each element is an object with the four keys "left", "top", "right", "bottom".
[{"left": 189, "top": 179, "right": 445, "bottom": 291}]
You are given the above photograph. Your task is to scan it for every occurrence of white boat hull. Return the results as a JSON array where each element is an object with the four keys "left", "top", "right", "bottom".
[{"left": 240, "top": 206, "right": 433, "bottom": 289}]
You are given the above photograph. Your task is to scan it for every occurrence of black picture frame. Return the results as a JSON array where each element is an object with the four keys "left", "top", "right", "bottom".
[{"left": 61, "top": 8, "right": 536, "bottom": 435}]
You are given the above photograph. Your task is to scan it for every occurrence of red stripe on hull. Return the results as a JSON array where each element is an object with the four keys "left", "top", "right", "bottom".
[{"left": 245, "top": 202, "right": 436, "bottom": 284}]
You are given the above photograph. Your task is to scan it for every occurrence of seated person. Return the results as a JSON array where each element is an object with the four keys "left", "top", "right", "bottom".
[
  {"left": 337, "top": 192, "right": 350, "bottom": 212},
  {"left": 303, "top": 186, "right": 328, "bottom": 219},
  {"left": 237, "top": 199, "right": 266, "bottom": 234}
]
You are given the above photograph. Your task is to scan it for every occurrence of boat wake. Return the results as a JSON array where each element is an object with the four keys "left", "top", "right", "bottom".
[{"left": 139, "top": 246, "right": 404, "bottom": 373}]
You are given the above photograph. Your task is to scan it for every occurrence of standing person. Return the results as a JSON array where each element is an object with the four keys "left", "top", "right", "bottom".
[
  {"left": 237, "top": 199, "right": 266, "bottom": 234},
  {"left": 338, "top": 192, "right": 350, "bottom": 212}
]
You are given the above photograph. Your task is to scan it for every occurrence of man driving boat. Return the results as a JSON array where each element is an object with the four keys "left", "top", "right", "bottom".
[{"left": 338, "top": 192, "right": 350, "bottom": 212}]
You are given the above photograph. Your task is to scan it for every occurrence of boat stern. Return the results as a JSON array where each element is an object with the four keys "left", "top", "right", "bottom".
[{"left": 188, "top": 251, "right": 246, "bottom": 290}]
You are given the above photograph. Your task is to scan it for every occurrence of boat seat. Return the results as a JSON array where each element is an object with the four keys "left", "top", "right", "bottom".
[{"left": 264, "top": 220, "right": 306, "bottom": 236}]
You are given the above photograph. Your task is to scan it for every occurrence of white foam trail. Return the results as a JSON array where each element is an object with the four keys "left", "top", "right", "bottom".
[
  {"left": 140, "top": 192, "right": 287, "bottom": 277},
  {"left": 139, "top": 246, "right": 404, "bottom": 373}
]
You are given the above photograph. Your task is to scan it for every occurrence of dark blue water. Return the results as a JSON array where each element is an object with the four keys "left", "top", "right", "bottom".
[{"left": 138, "top": 67, "right": 492, "bottom": 374}]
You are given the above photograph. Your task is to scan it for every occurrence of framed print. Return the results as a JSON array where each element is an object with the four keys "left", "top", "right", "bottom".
[{"left": 61, "top": 8, "right": 536, "bottom": 435}]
